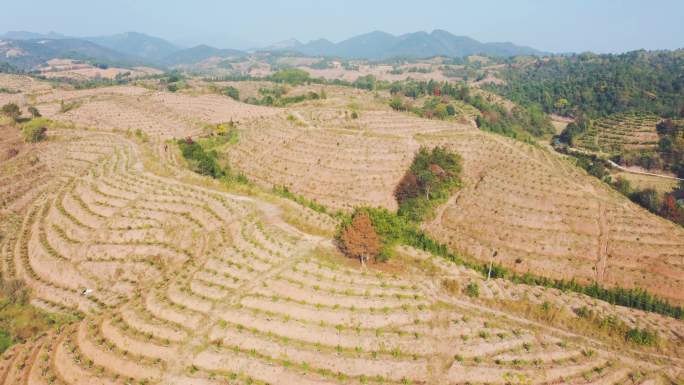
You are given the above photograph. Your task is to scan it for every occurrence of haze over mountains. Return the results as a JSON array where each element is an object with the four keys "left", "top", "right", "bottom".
[
  {"left": 266, "top": 30, "right": 544, "bottom": 59},
  {"left": 0, "top": 29, "right": 545, "bottom": 70}
]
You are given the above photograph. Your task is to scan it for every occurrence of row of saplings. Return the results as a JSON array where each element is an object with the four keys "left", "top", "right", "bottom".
[
  {"left": 338, "top": 146, "right": 463, "bottom": 266},
  {"left": 2, "top": 103, "right": 49, "bottom": 143}
]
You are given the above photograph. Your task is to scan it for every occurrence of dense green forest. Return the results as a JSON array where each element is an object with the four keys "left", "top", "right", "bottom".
[{"left": 486, "top": 50, "right": 684, "bottom": 118}]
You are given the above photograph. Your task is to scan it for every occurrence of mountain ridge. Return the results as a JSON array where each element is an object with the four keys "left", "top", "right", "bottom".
[
  {"left": 83, "top": 32, "right": 179, "bottom": 61},
  {"left": 265, "top": 29, "right": 545, "bottom": 59}
]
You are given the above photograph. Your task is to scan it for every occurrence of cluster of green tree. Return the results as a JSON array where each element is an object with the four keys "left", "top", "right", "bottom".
[
  {"left": 389, "top": 96, "right": 457, "bottom": 120},
  {"left": 655, "top": 118, "right": 684, "bottom": 177},
  {"left": 33, "top": 71, "right": 167, "bottom": 91},
  {"left": 487, "top": 50, "right": 684, "bottom": 118},
  {"left": 222, "top": 86, "right": 240, "bottom": 101},
  {"left": 341, "top": 62, "right": 359, "bottom": 71},
  {"left": 566, "top": 150, "right": 684, "bottom": 227},
  {"left": 615, "top": 177, "right": 684, "bottom": 227},
  {"left": 1, "top": 103, "right": 22, "bottom": 123},
  {"left": 245, "top": 88, "right": 326, "bottom": 107},
  {"left": 2, "top": 103, "right": 48, "bottom": 143},
  {"left": 308, "top": 60, "right": 334, "bottom": 70},
  {"left": 177, "top": 137, "right": 224, "bottom": 178},
  {"left": 407, "top": 67, "right": 431, "bottom": 73},
  {"left": 352, "top": 75, "right": 379, "bottom": 91},
  {"left": 161, "top": 71, "right": 186, "bottom": 92},
  {"left": 557, "top": 116, "right": 588, "bottom": 146},
  {"left": 395, "top": 146, "right": 462, "bottom": 221},
  {"left": 176, "top": 130, "right": 249, "bottom": 184},
  {"left": 0, "top": 62, "right": 20, "bottom": 74},
  {"left": 388, "top": 79, "right": 554, "bottom": 139},
  {"left": 203, "top": 74, "right": 255, "bottom": 82},
  {"left": 570, "top": 152, "right": 611, "bottom": 180},
  {"left": 337, "top": 207, "right": 443, "bottom": 263},
  {"left": 0, "top": 276, "right": 77, "bottom": 353},
  {"left": 267, "top": 68, "right": 312, "bottom": 85},
  {"left": 474, "top": 101, "right": 552, "bottom": 140}
]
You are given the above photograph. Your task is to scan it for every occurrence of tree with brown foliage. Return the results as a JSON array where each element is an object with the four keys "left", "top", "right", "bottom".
[
  {"left": 340, "top": 212, "right": 381, "bottom": 266},
  {"left": 394, "top": 172, "right": 418, "bottom": 202}
]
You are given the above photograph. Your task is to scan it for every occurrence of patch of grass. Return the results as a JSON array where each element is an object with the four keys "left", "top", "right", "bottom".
[
  {"left": 59, "top": 99, "right": 81, "bottom": 113},
  {"left": 273, "top": 185, "right": 329, "bottom": 214},
  {"left": 21, "top": 118, "right": 51, "bottom": 143},
  {"left": 0, "top": 279, "right": 78, "bottom": 354}
]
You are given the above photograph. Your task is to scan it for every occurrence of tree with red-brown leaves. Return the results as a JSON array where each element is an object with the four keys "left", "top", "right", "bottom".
[
  {"left": 394, "top": 172, "right": 419, "bottom": 203},
  {"left": 340, "top": 212, "right": 381, "bottom": 266},
  {"left": 660, "top": 194, "right": 684, "bottom": 225},
  {"left": 429, "top": 164, "right": 447, "bottom": 180}
]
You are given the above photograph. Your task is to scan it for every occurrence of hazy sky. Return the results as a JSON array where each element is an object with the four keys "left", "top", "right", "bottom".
[{"left": 2, "top": 0, "right": 683, "bottom": 53}]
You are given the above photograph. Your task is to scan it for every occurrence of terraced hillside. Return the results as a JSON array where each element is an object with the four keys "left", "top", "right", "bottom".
[
  {"left": 223, "top": 89, "right": 684, "bottom": 306},
  {"left": 1, "top": 125, "right": 682, "bottom": 384},
  {"left": 2, "top": 74, "right": 684, "bottom": 383},
  {"left": 6, "top": 76, "right": 684, "bottom": 306},
  {"left": 422, "top": 129, "right": 684, "bottom": 304},
  {"left": 574, "top": 112, "right": 661, "bottom": 154}
]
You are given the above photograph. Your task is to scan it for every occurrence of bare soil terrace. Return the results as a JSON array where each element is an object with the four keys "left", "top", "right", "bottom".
[{"left": 1, "top": 74, "right": 683, "bottom": 384}]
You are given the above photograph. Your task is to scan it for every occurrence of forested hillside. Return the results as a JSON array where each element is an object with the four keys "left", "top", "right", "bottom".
[{"left": 487, "top": 50, "right": 684, "bottom": 118}]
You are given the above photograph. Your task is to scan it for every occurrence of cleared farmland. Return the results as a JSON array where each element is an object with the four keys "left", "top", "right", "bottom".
[
  {"left": 1, "top": 74, "right": 683, "bottom": 384},
  {"left": 222, "top": 87, "right": 684, "bottom": 306}
]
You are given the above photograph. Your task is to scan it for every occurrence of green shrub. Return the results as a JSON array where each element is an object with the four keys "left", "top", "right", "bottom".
[
  {"left": 177, "top": 139, "right": 224, "bottom": 178},
  {"left": 0, "top": 330, "right": 11, "bottom": 354},
  {"left": 465, "top": 282, "right": 480, "bottom": 298},
  {"left": 21, "top": 118, "right": 49, "bottom": 142},
  {"left": 223, "top": 86, "right": 240, "bottom": 101},
  {"left": 625, "top": 328, "right": 658, "bottom": 346},
  {"left": 389, "top": 98, "right": 405, "bottom": 111}
]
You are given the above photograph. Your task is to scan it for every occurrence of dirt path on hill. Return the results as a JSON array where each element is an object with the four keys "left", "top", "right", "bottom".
[
  {"left": 606, "top": 159, "right": 684, "bottom": 181},
  {"left": 595, "top": 202, "right": 609, "bottom": 283}
]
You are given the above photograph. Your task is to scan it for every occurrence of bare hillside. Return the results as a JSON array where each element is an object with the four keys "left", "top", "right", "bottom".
[{"left": 1, "top": 75, "right": 683, "bottom": 384}]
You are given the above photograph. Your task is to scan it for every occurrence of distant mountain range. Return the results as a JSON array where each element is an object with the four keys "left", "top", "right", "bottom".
[
  {"left": 263, "top": 30, "right": 545, "bottom": 59},
  {"left": 0, "top": 29, "right": 545, "bottom": 71},
  {"left": 83, "top": 32, "right": 179, "bottom": 61},
  {"left": 0, "top": 38, "right": 142, "bottom": 69}
]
